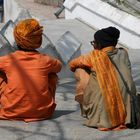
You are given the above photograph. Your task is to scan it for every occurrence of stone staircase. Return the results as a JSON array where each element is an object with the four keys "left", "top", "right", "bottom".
[
  {"left": 1, "top": 18, "right": 140, "bottom": 140},
  {"left": 1, "top": 0, "right": 140, "bottom": 139},
  {"left": 34, "top": 0, "right": 63, "bottom": 6}
]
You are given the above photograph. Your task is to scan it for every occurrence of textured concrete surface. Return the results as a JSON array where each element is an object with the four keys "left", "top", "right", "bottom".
[
  {"left": 102, "top": 0, "right": 140, "bottom": 16},
  {"left": 0, "top": 19, "right": 140, "bottom": 140},
  {"left": 16, "top": 0, "right": 65, "bottom": 20},
  {"left": 34, "top": 0, "right": 63, "bottom": 6}
]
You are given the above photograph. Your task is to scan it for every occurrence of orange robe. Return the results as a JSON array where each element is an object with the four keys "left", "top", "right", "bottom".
[{"left": 0, "top": 50, "right": 62, "bottom": 122}]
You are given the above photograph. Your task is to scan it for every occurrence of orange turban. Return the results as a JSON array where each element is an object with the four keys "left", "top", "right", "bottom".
[{"left": 14, "top": 19, "right": 43, "bottom": 50}]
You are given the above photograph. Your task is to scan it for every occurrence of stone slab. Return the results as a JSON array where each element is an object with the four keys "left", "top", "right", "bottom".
[
  {"left": 55, "top": 31, "right": 81, "bottom": 64},
  {"left": 34, "top": 0, "right": 63, "bottom": 6}
]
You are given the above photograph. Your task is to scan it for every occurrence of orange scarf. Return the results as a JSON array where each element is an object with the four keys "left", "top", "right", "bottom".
[{"left": 91, "top": 47, "right": 126, "bottom": 127}]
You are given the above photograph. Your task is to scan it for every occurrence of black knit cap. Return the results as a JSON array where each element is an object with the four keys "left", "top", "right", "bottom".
[{"left": 94, "top": 26, "right": 120, "bottom": 48}]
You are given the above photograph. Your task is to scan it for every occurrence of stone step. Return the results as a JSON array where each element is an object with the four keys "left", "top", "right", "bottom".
[
  {"left": 34, "top": 0, "right": 63, "bottom": 6},
  {"left": 0, "top": 23, "right": 4, "bottom": 29}
]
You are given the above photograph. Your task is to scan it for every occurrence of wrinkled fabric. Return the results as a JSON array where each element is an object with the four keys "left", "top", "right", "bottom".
[
  {"left": 74, "top": 68, "right": 90, "bottom": 104},
  {"left": 14, "top": 19, "right": 43, "bottom": 50},
  {"left": 91, "top": 49, "right": 126, "bottom": 127},
  {"left": 0, "top": 50, "right": 62, "bottom": 122},
  {"left": 69, "top": 47, "right": 136, "bottom": 130}
]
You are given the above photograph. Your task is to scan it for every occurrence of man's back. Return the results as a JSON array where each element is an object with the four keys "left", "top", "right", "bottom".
[{"left": 0, "top": 50, "right": 61, "bottom": 122}]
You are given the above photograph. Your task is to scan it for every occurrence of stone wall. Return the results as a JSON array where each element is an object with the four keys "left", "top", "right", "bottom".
[
  {"left": 4, "top": 0, "right": 22, "bottom": 22},
  {"left": 34, "top": 0, "right": 63, "bottom": 6}
]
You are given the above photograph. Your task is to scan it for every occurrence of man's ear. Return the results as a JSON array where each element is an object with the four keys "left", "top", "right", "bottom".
[{"left": 97, "top": 43, "right": 102, "bottom": 50}]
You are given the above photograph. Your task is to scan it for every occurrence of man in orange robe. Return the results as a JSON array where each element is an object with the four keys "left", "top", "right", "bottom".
[{"left": 0, "top": 19, "right": 62, "bottom": 122}]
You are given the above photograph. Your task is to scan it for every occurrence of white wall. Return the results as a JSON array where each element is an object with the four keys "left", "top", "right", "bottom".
[
  {"left": 4, "top": 0, "right": 21, "bottom": 22},
  {"left": 4, "top": 0, "right": 33, "bottom": 23},
  {"left": 64, "top": 0, "right": 140, "bottom": 49}
]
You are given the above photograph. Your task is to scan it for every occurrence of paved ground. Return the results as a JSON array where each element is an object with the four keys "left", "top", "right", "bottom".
[
  {"left": 16, "top": 0, "right": 65, "bottom": 20},
  {"left": 0, "top": 19, "right": 140, "bottom": 140},
  {"left": 0, "top": 1, "right": 140, "bottom": 140}
]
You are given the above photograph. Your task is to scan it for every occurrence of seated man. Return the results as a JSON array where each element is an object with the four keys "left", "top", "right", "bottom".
[
  {"left": 69, "top": 27, "right": 136, "bottom": 131},
  {"left": 0, "top": 19, "right": 62, "bottom": 122}
]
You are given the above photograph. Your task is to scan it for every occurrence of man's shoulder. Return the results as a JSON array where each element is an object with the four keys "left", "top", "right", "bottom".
[
  {"left": 118, "top": 47, "right": 128, "bottom": 52},
  {"left": 39, "top": 53, "right": 59, "bottom": 62},
  {"left": 0, "top": 51, "right": 15, "bottom": 59},
  {"left": 116, "top": 47, "right": 129, "bottom": 59},
  {"left": 116, "top": 47, "right": 128, "bottom": 55}
]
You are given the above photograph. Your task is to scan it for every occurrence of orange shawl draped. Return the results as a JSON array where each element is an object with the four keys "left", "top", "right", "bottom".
[{"left": 91, "top": 47, "right": 126, "bottom": 127}]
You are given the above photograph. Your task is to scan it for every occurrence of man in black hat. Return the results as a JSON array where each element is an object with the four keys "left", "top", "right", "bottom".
[
  {"left": 93, "top": 26, "right": 120, "bottom": 49},
  {"left": 69, "top": 26, "right": 136, "bottom": 131}
]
